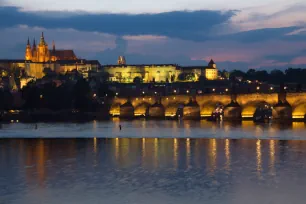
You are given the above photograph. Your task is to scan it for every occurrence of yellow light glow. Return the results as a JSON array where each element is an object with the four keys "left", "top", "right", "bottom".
[
  {"left": 201, "top": 114, "right": 211, "bottom": 117},
  {"left": 256, "top": 140, "right": 262, "bottom": 176},
  {"left": 293, "top": 115, "right": 305, "bottom": 119}
]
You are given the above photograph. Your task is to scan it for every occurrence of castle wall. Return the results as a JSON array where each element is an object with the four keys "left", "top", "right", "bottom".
[{"left": 103, "top": 65, "right": 178, "bottom": 83}]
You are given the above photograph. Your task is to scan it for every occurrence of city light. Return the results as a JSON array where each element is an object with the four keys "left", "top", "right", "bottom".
[
  {"left": 40, "top": 94, "right": 43, "bottom": 99},
  {"left": 116, "top": 92, "right": 118, "bottom": 96},
  {"left": 186, "top": 90, "right": 189, "bottom": 93},
  {"left": 154, "top": 92, "right": 157, "bottom": 95},
  {"left": 225, "top": 88, "right": 228, "bottom": 92},
  {"left": 142, "top": 91, "right": 145, "bottom": 94},
  {"left": 256, "top": 86, "right": 260, "bottom": 90},
  {"left": 173, "top": 90, "right": 177, "bottom": 93},
  {"left": 212, "top": 88, "right": 215, "bottom": 92},
  {"left": 284, "top": 86, "right": 287, "bottom": 90},
  {"left": 93, "top": 93, "right": 96, "bottom": 97},
  {"left": 270, "top": 87, "right": 273, "bottom": 90}
]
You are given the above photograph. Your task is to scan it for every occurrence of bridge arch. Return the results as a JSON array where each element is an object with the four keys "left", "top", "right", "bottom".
[
  {"left": 162, "top": 95, "right": 190, "bottom": 117},
  {"left": 236, "top": 93, "right": 278, "bottom": 118},
  {"left": 196, "top": 94, "right": 231, "bottom": 117},
  {"left": 287, "top": 93, "right": 306, "bottom": 119}
]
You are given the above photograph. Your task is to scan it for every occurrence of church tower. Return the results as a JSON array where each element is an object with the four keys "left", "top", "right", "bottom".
[
  {"left": 25, "top": 37, "right": 32, "bottom": 61},
  {"left": 32, "top": 38, "right": 37, "bottom": 62},
  {"left": 50, "top": 40, "right": 57, "bottom": 62},
  {"left": 37, "top": 32, "right": 50, "bottom": 62}
]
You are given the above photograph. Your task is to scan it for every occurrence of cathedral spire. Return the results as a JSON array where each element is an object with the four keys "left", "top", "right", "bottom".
[
  {"left": 27, "top": 37, "right": 30, "bottom": 46},
  {"left": 33, "top": 38, "right": 36, "bottom": 47},
  {"left": 52, "top": 40, "right": 55, "bottom": 52},
  {"left": 40, "top": 32, "right": 46, "bottom": 45}
]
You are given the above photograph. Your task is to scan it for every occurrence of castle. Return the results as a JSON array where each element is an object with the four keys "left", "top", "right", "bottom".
[
  {"left": 0, "top": 32, "right": 218, "bottom": 83},
  {"left": 25, "top": 32, "right": 77, "bottom": 62},
  {"left": 0, "top": 33, "right": 100, "bottom": 79},
  {"left": 102, "top": 56, "right": 218, "bottom": 83}
]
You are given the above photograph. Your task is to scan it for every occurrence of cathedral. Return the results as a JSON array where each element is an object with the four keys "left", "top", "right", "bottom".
[
  {"left": 25, "top": 32, "right": 77, "bottom": 62},
  {"left": 0, "top": 32, "right": 100, "bottom": 79}
]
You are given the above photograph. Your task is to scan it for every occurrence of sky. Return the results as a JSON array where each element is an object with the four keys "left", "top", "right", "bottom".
[{"left": 0, "top": 0, "right": 306, "bottom": 71}]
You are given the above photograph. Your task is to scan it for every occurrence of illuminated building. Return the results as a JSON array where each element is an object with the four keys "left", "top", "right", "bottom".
[
  {"left": 25, "top": 32, "right": 77, "bottom": 62},
  {"left": 117, "top": 56, "right": 126, "bottom": 65},
  {"left": 102, "top": 57, "right": 218, "bottom": 83},
  {"left": 1, "top": 34, "right": 218, "bottom": 82},
  {"left": 0, "top": 33, "right": 100, "bottom": 79}
]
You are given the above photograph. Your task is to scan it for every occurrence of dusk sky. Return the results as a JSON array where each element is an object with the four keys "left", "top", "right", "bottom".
[{"left": 0, "top": 0, "right": 306, "bottom": 70}]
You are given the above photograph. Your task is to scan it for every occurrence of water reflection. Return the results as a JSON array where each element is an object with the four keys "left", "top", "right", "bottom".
[
  {"left": 269, "top": 140, "right": 276, "bottom": 175},
  {"left": 224, "top": 139, "right": 231, "bottom": 172},
  {"left": 2, "top": 138, "right": 306, "bottom": 203},
  {"left": 256, "top": 139, "right": 262, "bottom": 178}
]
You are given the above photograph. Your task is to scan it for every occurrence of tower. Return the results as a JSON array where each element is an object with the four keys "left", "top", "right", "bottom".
[
  {"left": 37, "top": 32, "right": 50, "bottom": 62},
  {"left": 117, "top": 56, "right": 126, "bottom": 65},
  {"left": 25, "top": 37, "right": 32, "bottom": 61},
  {"left": 51, "top": 40, "right": 57, "bottom": 62},
  {"left": 208, "top": 59, "right": 217, "bottom": 69},
  {"left": 32, "top": 38, "right": 37, "bottom": 62}
]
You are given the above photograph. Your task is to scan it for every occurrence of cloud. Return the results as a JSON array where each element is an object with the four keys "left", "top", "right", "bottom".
[
  {"left": 215, "top": 26, "right": 300, "bottom": 43},
  {"left": 231, "top": 2, "right": 306, "bottom": 31},
  {"left": 0, "top": 6, "right": 236, "bottom": 41},
  {"left": 265, "top": 50, "right": 306, "bottom": 63}
]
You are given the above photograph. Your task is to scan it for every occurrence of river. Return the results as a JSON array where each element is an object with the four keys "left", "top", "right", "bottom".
[{"left": 1, "top": 120, "right": 306, "bottom": 203}]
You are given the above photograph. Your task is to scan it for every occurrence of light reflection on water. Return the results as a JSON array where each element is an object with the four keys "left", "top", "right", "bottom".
[
  {"left": 1, "top": 120, "right": 306, "bottom": 140},
  {"left": 1, "top": 138, "right": 306, "bottom": 203},
  {"left": 1, "top": 121, "right": 306, "bottom": 203}
]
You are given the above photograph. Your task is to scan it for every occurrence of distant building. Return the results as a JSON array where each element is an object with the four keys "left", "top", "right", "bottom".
[
  {"left": 102, "top": 57, "right": 218, "bottom": 83},
  {"left": 0, "top": 33, "right": 101, "bottom": 79},
  {"left": 117, "top": 56, "right": 126, "bottom": 65},
  {"left": 25, "top": 32, "right": 77, "bottom": 62}
]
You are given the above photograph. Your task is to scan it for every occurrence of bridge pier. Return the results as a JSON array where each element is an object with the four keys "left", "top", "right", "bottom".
[
  {"left": 223, "top": 101, "right": 242, "bottom": 121},
  {"left": 147, "top": 98, "right": 165, "bottom": 118},
  {"left": 183, "top": 97, "right": 200, "bottom": 120},
  {"left": 119, "top": 100, "right": 134, "bottom": 119},
  {"left": 272, "top": 103, "right": 292, "bottom": 121},
  {"left": 272, "top": 92, "right": 292, "bottom": 121}
]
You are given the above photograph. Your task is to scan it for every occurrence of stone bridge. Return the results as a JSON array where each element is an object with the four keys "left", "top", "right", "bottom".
[{"left": 109, "top": 93, "right": 306, "bottom": 120}]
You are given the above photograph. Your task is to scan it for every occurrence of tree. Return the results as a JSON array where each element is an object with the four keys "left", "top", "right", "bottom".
[
  {"left": 43, "top": 67, "right": 56, "bottom": 79},
  {"left": 0, "top": 89, "right": 13, "bottom": 110},
  {"left": 133, "top": 76, "right": 142, "bottom": 84},
  {"left": 170, "top": 74, "right": 175, "bottom": 82},
  {"left": 230, "top": 70, "right": 245, "bottom": 81},
  {"left": 73, "top": 78, "right": 91, "bottom": 111}
]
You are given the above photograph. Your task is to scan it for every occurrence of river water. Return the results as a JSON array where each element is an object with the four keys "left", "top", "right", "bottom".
[{"left": 1, "top": 120, "right": 306, "bottom": 203}]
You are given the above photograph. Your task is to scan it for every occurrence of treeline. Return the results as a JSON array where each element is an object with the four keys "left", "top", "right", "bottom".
[
  {"left": 227, "top": 68, "right": 306, "bottom": 84},
  {"left": 0, "top": 70, "right": 115, "bottom": 111}
]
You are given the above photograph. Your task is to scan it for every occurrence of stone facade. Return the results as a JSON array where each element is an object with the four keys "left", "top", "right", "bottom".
[{"left": 102, "top": 57, "right": 218, "bottom": 83}]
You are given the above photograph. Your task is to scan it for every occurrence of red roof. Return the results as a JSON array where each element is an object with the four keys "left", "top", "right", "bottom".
[{"left": 51, "top": 50, "right": 77, "bottom": 60}]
